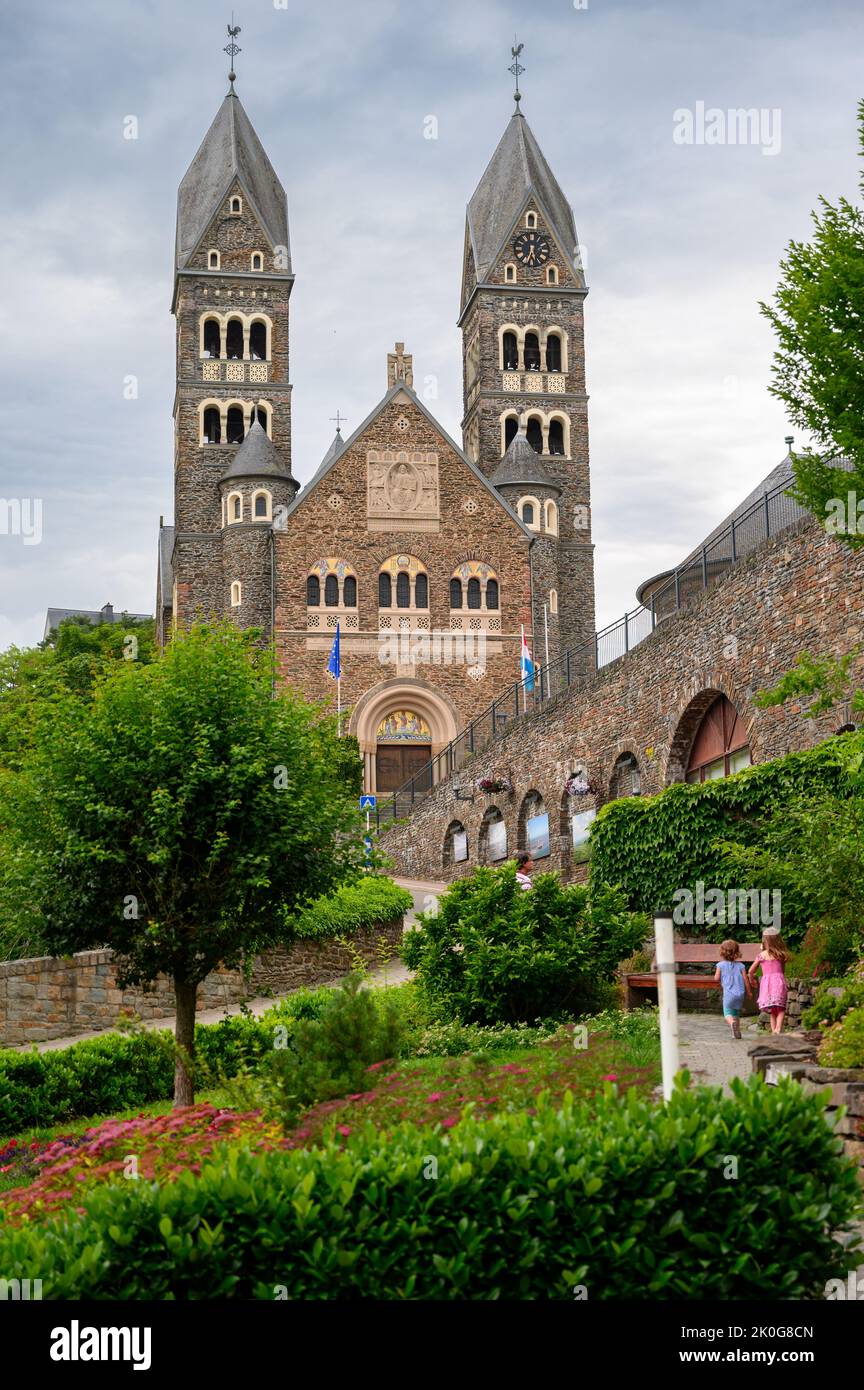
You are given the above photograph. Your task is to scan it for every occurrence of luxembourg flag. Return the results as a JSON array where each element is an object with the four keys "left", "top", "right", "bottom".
[{"left": 520, "top": 626, "right": 535, "bottom": 692}]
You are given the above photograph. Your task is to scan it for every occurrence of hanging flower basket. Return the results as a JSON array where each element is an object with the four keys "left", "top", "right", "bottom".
[
  {"left": 476, "top": 776, "right": 514, "bottom": 795},
  {"left": 565, "top": 772, "right": 593, "bottom": 797}
]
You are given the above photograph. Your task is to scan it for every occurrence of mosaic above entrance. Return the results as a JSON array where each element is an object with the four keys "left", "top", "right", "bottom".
[{"left": 375, "top": 710, "right": 433, "bottom": 742}]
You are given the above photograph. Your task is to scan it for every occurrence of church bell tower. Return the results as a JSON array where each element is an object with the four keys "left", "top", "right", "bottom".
[
  {"left": 168, "top": 45, "right": 298, "bottom": 638},
  {"left": 459, "top": 47, "right": 595, "bottom": 665}
]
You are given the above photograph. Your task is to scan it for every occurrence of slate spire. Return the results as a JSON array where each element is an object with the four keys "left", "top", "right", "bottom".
[
  {"left": 491, "top": 429, "right": 562, "bottom": 491},
  {"left": 175, "top": 91, "right": 290, "bottom": 271},
  {"left": 466, "top": 113, "right": 582, "bottom": 282}
]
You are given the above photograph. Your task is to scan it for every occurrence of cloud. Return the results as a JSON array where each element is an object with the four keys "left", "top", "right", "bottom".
[{"left": 2, "top": 0, "right": 862, "bottom": 648}]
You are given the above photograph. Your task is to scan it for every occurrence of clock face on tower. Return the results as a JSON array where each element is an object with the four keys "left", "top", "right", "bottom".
[{"left": 513, "top": 230, "right": 551, "bottom": 267}]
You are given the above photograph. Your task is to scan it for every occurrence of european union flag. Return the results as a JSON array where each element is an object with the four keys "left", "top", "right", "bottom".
[{"left": 327, "top": 623, "right": 341, "bottom": 680}]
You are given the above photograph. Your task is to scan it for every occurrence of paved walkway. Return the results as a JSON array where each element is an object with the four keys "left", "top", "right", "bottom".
[
  {"left": 11, "top": 877, "right": 445, "bottom": 1054},
  {"left": 677, "top": 1012, "right": 759, "bottom": 1091}
]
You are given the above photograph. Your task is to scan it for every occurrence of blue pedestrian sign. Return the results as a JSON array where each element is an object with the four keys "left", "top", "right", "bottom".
[{"left": 359, "top": 795, "right": 377, "bottom": 811}]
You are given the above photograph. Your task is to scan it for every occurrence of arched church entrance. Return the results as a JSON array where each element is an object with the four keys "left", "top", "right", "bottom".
[{"left": 352, "top": 681, "right": 461, "bottom": 795}]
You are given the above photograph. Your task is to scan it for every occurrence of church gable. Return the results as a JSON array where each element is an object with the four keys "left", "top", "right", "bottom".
[
  {"left": 186, "top": 178, "right": 278, "bottom": 274},
  {"left": 487, "top": 197, "right": 583, "bottom": 291},
  {"left": 287, "top": 377, "right": 527, "bottom": 540}
]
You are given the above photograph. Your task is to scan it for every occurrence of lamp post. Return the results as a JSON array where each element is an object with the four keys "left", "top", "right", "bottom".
[{"left": 654, "top": 910, "right": 680, "bottom": 1101}]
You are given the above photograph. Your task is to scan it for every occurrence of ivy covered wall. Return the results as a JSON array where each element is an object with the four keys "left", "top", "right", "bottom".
[{"left": 589, "top": 736, "right": 857, "bottom": 938}]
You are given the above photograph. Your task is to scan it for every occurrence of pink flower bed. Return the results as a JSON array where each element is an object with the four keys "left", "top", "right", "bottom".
[{"left": 0, "top": 1105, "right": 282, "bottom": 1226}]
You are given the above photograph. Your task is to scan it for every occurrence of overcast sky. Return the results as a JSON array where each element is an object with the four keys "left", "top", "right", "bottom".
[{"left": 1, "top": 0, "right": 862, "bottom": 650}]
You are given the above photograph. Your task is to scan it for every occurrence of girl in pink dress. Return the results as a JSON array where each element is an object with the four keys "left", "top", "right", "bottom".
[{"left": 748, "top": 927, "right": 789, "bottom": 1034}]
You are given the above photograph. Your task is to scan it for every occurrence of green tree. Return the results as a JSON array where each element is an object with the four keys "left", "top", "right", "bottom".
[
  {"left": 0, "top": 624, "right": 364, "bottom": 1105},
  {"left": 0, "top": 614, "right": 157, "bottom": 771},
  {"left": 760, "top": 100, "right": 864, "bottom": 544}
]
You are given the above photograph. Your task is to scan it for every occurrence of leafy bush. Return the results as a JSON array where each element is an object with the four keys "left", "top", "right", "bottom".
[
  {"left": 618, "top": 946, "right": 653, "bottom": 974},
  {"left": 0, "top": 1076, "right": 858, "bottom": 1300},
  {"left": 0, "top": 984, "right": 339, "bottom": 1135},
  {"left": 581, "top": 1006, "right": 661, "bottom": 1068},
  {"left": 196, "top": 985, "right": 339, "bottom": 1084},
  {"left": 802, "top": 971, "right": 864, "bottom": 1030},
  {"left": 817, "top": 1008, "right": 864, "bottom": 1069},
  {"left": 285, "top": 876, "right": 412, "bottom": 941},
  {"left": 591, "top": 738, "right": 858, "bottom": 941},
  {"left": 402, "top": 864, "right": 647, "bottom": 1025},
  {"left": 788, "top": 918, "right": 861, "bottom": 980},
  {"left": 0, "top": 1031, "right": 175, "bottom": 1135},
  {"left": 257, "top": 975, "right": 405, "bottom": 1126}
]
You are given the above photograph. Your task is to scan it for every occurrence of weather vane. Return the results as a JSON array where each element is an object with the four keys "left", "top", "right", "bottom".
[
  {"left": 224, "top": 16, "right": 242, "bottom": 90},
  {"left": 330, "top": 410, "right": 347, "bottom": 433},
  {"left": 509, "top": 38, "right": 525, "bottom": 110}
]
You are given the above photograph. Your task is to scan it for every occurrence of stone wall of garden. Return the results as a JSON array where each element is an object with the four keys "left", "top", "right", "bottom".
[
  {"left": 749, "top": 1033, "right": 864, "bottom": 1186},
  {"left": 0, "top": 917, "right": 405, "bottom": 1047}
]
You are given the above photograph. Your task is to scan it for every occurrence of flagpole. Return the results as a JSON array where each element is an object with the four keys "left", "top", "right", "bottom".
[
  {"left": 337, "top": 675, "right": 342, "bottom": 737},
  {"left": 544, "top": 603, "right": 550, "bottom": 669}
]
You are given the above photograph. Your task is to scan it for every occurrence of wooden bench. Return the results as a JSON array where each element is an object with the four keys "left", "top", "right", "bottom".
[{"left": 623, "top": 943, "right": 762, "bottom": 1011}]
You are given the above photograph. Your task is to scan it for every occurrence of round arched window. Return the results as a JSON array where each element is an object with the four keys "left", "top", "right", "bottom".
[{"left": 686, "top": 695, "right": 750, "bottom": 783}]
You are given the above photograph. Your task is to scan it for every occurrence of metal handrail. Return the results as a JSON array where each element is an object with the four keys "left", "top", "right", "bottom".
[{"left": 373, "top": 475, "right": 803, "bottom": 830}]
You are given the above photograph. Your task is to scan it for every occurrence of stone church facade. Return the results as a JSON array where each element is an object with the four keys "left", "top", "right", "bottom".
[
  {"left": 157, "top": 75, "right": 596, "bottom": 793},
  {"left": 156, "top": 70, "right": 864, "bottom": 823}
]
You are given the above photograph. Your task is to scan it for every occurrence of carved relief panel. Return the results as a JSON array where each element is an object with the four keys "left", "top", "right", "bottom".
[{"left": 367, "top": 450, "right": 440, "bottom": 532}]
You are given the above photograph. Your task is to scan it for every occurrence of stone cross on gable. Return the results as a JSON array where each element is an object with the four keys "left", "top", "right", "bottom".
[{"left": 387, "top": 342, "right": 413, "bottom": 389}]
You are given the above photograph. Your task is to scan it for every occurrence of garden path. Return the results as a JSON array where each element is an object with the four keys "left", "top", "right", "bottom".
[{"left": 677, "top": 1012, "right": 757, "bottom": 1091}]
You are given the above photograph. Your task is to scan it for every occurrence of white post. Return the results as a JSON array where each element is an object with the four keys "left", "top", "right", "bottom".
[
  {"left": 654, "top": 911, "right": 680, "bottom": 1101},
  {"left": 337, "top": 676, "right": 342, "bottom": 737},
  {"left": 544, "top": 603, "right": 550, "bottom": 669}
]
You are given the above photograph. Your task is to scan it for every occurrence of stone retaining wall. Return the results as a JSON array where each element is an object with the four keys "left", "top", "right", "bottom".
[
  {"left": 783, "top": 978, "right": 816, "bottom": 1025},
  {"left": 748, "top": 1032, "right": 864, "bottom": 1187},
  {"left": 0, "top": 918, "right": 405, "bottom": 1047},
  {"left": 800, "top": 1068, "right": 864, "bottom": 1184}
]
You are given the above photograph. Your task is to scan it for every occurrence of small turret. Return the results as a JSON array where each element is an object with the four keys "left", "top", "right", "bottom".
[{"left": 218, "top": 421, "right": 298, "bottom": 633}]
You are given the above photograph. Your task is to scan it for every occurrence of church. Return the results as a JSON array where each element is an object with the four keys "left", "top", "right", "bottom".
[{"left": 156, "top": 57, "right": 595, "bottom": 795}]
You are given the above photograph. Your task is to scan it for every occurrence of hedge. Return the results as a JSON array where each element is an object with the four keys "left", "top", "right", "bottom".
[
  {"left": 285, "top": 874, "right": 413, "bottom": 940},
  {"left": 590, "top": 736, "right": 855, "bottom": 935},
  {"left": 0, "top": 985, "right": 335, "bottom": 1135},
  {"left": 0, "top": 1031, "right": 175, "bottom": 1135},
  {"left": 0, "top": 1076, "right": 859, "bottom": 1299},
  {"left": 0, "top": 875, "right": 412, "bottom": 1135}
]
